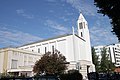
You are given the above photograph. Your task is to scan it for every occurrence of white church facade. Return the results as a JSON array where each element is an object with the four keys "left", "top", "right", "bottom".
[
  {"left": 0, "top": 13, "right": 95, "bottom": 79},
  {"left": 18, "top": 13, "right": 95, "bottom": 78}
]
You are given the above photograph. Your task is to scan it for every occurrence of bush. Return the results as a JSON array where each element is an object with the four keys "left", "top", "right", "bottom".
[{"left": 60, "top": 70, "right": 83, "bottom": 80}]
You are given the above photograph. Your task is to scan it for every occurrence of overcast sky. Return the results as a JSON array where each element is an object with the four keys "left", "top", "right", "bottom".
[{"left": 0, "top": 0, "right": 118, "bottom": 48}]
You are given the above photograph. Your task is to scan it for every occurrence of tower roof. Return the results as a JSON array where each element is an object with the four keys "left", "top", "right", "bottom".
[{"left": 78, "top": 13, "right": 86, "bottom": 22}]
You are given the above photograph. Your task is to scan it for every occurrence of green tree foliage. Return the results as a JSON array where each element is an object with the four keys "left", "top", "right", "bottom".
[
  {"left": 94, "top": 0, "right": 120, "bottom": 41},
  {"left": 100, "top": 47, "right": 115, "bottom": 72},
  {"left": 33, "top": 50, "right": 67, "bottom": 75},
  {"left": 91, "top": 47, "right": 100, "bottom": 72},
  {"left": 100, "top": 47, "right": 109, "bottom": 72}
]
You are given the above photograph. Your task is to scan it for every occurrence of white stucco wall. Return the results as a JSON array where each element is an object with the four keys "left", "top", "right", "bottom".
[
  {"left": 18, "top": 34, "right": 91, "bottom": 63},
  {"left": 18, "top": 35, "right": 75, "bottom": 62}
]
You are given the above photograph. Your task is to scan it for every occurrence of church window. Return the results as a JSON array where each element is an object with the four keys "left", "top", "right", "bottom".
[
  {"left": 52, "top": 46, "right": 54, "bottom": 53},
  {"left": 45, "top": 47, "right": 47, "bottom": 53},
  {"left": 79, "top": 23, "right": 83, "bottom": 29},
  {"left": 81, "top": 32, "right": 83, "bottom": 37},
  {"left": 38, "top": 48, "right": 40, "bottom": 53}
]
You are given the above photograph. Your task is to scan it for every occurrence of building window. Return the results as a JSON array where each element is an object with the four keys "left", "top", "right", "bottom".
[
  {"left": 38, "top": 48, "right": 40, "bottom": 53},
  {"left": 45, "top": 47, "right": 47, "bottom": 53},
  {"left": 24, "top": 61, "right": 27, "bottom": 66},
  {"left": 52, "top": 46, "right": 54, "bottom": 53},
  {"left": 79, "top": 23, "right": 83, "bottom": 29},
  {"left": 81, "top": 32, "right": 83, "bottom": 37},
  {"left": 11, "top": 59, "right": 18, "bottom": 69}
]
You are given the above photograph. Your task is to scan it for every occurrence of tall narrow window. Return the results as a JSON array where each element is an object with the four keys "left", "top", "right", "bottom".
[
  {"left": 81, "top": 32, "right": 83, "bottom": 37},
  {"left": 38, "top": 48, "right": 40, "bottom": 53},
  {"left": 11, "top": 59, "right": 18, "bottom": 69},
  {"left": 45, "top": 47, "right": 47, "bottom": 53},
  {"left": 52, "top": 46, "right": 54, "bottom": 53},
  {"left": 79, "top": 23, "right": 83, "bottom": 29}
]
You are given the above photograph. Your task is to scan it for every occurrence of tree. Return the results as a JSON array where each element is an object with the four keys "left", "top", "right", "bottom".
[
  {"left": 94, "top": 0, "right": 120, "bottom": 41},
  {"left": 100, "top": 47, "right": 109, "bottom": 72},
  {"left": 99, "top": 47, "right": 115, "bottom": 72},
  {"left": 91, "top": 47, "right": 100, "bottom": 72},
  {"left": 33, "top": 50, "right": 68, "bottom": 75}
]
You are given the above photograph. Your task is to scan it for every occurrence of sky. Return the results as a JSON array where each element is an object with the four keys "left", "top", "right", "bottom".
[{"left": 0, "top": 0, "right": 118, "bottom": 48}]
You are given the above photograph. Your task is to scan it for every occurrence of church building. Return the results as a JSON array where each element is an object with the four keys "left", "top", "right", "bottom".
[{"left": 18, "top": 13, "right": 95, "bottom": 78}]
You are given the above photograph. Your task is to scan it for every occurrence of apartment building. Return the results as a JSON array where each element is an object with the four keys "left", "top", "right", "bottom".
[{"left": 94, "top": 43, "right": 120, "bottom": 67}]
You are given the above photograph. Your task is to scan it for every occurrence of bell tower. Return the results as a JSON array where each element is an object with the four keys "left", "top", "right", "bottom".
[
  {"left": 77, "top": 13, "right": 92, "bottom": 62},
  {"left": 77, "top": 13, "right": 88, "bottom": 39}
]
